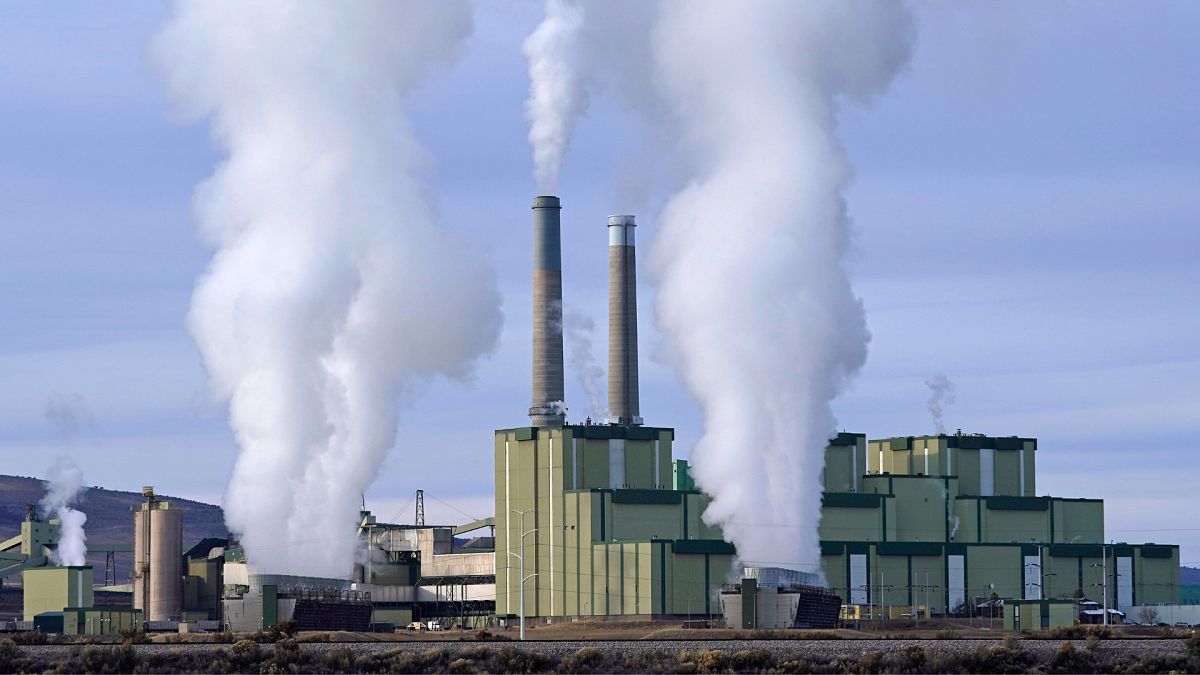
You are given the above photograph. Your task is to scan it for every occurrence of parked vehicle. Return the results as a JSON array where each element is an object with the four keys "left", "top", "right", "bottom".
[
  {"left": 426, "top": 620, "right": 443, "bottom": 631},
  {"left": 407, "top": 621, "right": 425, "bottom": 631}
]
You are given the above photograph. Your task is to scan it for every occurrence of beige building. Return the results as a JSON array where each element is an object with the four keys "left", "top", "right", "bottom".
[{"left": 22, "top": 566, "right": 93, "bottom": 621}]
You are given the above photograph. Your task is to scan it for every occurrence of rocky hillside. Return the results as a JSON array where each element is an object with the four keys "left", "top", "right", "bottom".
[{"left": 0, "top": 475, "right": 227, "bottom": 583}]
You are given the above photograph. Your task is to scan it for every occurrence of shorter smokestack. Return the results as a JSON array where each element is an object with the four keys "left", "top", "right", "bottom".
[{"left": 607, "top": 214, "right": 641, "bottom": 425}]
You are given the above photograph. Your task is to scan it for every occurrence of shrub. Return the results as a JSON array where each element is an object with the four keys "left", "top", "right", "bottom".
[
  {"left": 1186, "top": 633, "right": 1200, "bottom": 658},
  {"left": 116, "top": 628, "right": 146, "bottom": 644},
  {"left": 492, "top": 646, "right": 552, "bottom": 673},
  {"left": 77, "top": 644, "right": 135, "bottom": 674},
  {"left": 730, "top": 649, "right": 774, "bottom": 671},
  {"left": 229, "top": 638, "right": 260, "bottom": 670},
  {"left": 1047, "top": 625, "right": 1111, "bottom": 640},
  {"left": 900, "top": 645, "right": 928, "bottom": 672},
  {"left": 694, "top": 649, "right": 730, "bottom": 673},
  {"left": 1125, "top": 654, "right": 1191, "bottom": 673},
  {"left": 556, "top": 646, "right": 608, "bottom": 673},
  {"left": 1046, "top": 640, "right": 1098, "bottom": 674},
  {"left": 11, "top": 631, "right": 48, "bottom": 646},
  {"left": 0, "top": 639, "right": 19, "bottom": 673},
  {"left": 935, "top": 629, "right": 959, "bottom": 640},
  {"left": 857, "top": 651, "right": 885, "bottom": 673},
  {"left": 936, "top": 642, "right": 1034, "bottom": 674},
  {"left": 271, "top": 637, "right": 303, "bottom": 671},
  {"left": 775, "top": 656, "right": 817, "bottom": 674}
]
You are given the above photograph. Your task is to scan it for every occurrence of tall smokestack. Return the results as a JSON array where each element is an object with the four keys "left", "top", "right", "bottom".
[
  {"left": 530, "top": 196, "right": 566, "bottom": 427},
  {"left": 607, "top": 214, "right": 641, "bottom": 425}
]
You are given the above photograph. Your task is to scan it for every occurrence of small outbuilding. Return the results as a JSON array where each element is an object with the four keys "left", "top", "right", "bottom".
[{"left": 1004, "top": 599, "right": 1076, "bottom": 630}]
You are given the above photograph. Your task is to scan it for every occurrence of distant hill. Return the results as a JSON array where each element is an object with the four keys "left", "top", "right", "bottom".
[
  {"left": 1183, "top": 566, "right": 1200, "bottom": 584},
  {"left": 0, "top": 474, "right": 227, "bottom": 583}
]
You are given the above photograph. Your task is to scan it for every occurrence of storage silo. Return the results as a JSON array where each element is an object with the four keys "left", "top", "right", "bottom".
[{"left": 132, "top": 487, "right": 183, "bottom": 622}]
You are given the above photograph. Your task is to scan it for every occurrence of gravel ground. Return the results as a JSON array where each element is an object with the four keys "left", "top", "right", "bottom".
[{"left": 14, "top": 637, "right": 1189, "bottom": 662}]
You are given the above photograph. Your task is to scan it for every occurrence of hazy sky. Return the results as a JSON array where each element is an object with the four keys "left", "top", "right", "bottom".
[{"left": 1, "top": 2, "right": 1197, "bottom": 564}]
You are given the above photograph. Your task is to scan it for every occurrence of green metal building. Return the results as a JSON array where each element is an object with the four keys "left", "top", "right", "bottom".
[
  {"left": 493, "top": 423, "right": 734, "bottom": 620},
  {"left": 819, "top": 433, "right": 1180, "bottom": 618}
]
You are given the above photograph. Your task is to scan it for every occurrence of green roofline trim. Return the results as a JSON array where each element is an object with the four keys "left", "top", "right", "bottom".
[{"left": 822, "top": 492, "right": 884, "bottom": 509}]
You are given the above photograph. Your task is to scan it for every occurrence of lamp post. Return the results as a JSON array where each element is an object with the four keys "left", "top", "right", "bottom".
[
  {"left": 1090, "top": 542, "right": 1113, "bottom": 625},
  {"left": 508, "top": 508, "right": 538, "bottom": 641}
]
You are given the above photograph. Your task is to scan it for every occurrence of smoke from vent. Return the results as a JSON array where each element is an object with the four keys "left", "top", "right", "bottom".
[
  {"left": 41, "top": 457, "right": 87, "bottom": 567},
  {"left": 925, "top": 374, "right": 957, "bottom": 435},
  {"left": 44, "top": 393, "right": 94, "bottom": 442},
  {"left": 563, "top": 310, "right": 608, "bottom": 420},
  {"left": 523, "top": 0, "right": 588, "bottom": 191},
  {"left": 524, "top": 0, "right": 915, "bottom": 573},
  {"left": 153, "top": 1, "right": 502, "bottom": 576}
]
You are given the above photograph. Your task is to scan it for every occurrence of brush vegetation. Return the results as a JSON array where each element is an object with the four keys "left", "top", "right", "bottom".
[{"left": 0, "top": 635, "right": 1197, "bottom": 673}]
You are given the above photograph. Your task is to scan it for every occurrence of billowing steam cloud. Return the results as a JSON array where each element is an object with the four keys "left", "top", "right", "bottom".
[
  {"left": 925, "top": 374, "right": 956, "bottom": 435},
  {"left": 523, "top": 0, "right": 588, "bottom": 191},
  {"left": 42, "top": 458, "right": 88, "bottom": 567},
  {"left": 154, "top": 2, "right": 502, "bottom": 576},
  {"left": 524, "top": 1, "right": 914, "bottom": 573},
  {"left": 563, "top": 310, "right": 608, "bottom": 420}
]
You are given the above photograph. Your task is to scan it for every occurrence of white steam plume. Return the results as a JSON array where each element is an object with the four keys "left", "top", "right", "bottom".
[
  {"left": 153, "top": 2, "right": 502, "bottom": 577},
  {"left": 41, "top": 457, "right": 88, "bottom": 567},
  {"left": 563, "top": 310, "right": 607, "bottom": 420},
  {"left": 523, "top": 0, "right": 588, "bottom": 191},
  {"left": 925, "top": 374, "right": 956, "bottom": 435},
  {"left": 524, "top": 1, "right": 914, "bottom": 574}
]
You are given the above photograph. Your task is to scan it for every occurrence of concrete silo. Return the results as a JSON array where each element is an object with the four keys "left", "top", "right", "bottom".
[{"left": 132, "top": 486, "right": 183, "bottom": 622}]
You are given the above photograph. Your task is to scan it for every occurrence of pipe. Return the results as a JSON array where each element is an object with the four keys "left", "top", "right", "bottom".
[
  {"left": 607, "top": 215, "right": 642, "bottom": 425},
  {"left": 529, "top": 196, "right": 566, "bottom": 427}
]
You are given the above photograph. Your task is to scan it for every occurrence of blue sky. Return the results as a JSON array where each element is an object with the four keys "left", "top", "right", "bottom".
[{"left": 1, "top": 2, "right": 1197, "bottom": 563}]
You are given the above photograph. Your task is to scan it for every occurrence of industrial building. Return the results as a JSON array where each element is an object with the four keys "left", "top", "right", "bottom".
[
  {"left": 0, "top": 193, "right": 1186, "bottom": 635},
  {"left": 492, "top": 198, "right": 735, "bottom": 623},
  {"left": 719, "top": 568, "right": 842, "bottom": 629},
  {"left": 816, "top": 432, "right": 1181, "bottom": 622}
]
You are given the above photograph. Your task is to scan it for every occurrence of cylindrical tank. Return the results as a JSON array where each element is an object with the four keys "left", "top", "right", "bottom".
[
  {"left": 148, "top": 506, "right": 183, "bottom": 621},
  {"left": 607, "top": 214, "right": 641, "bottom": 425},
  {"left": 131, "top": 490, "right": 183, "bottom": 622},
  {"left": 133, "top": 508, "right": 148, "bottom": 615},
  {"left": 529, "top": 195, "right": 566, "bottom": 427}
]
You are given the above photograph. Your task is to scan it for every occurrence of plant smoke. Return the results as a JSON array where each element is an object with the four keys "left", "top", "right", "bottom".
[
  {"left": 563, "top": 310, "right": 607, "bottom": 420},
  {"left": 153, "top": 1, "right": 502, "bottom": 576},
  {"left": 523, "top": 0, "right": 588, "bottom": 191},
  {"left": 925, "top": 374, "right": 956, "bottom": 435},
  {"left": 44, "top": 393, "right": 94, "bottom": 442},
  {"left": 524, "top": 0, "right": 915, "bottom": 573},
  {"left": 41, "top": 457, "right": 88, "bottom": 567}
]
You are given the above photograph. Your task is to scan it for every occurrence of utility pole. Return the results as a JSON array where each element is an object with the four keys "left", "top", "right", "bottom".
[
  {"left": 1102, "top": 543, "right": 1108, "bottom": 625},
  {"left": 508, "top": 508, "right": 538, "bottom": 641},
  {"left": 415, "top": 489, "right": 425, "bottom": 527}
]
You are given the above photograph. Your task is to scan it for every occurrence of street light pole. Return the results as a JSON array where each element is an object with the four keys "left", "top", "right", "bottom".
[{"left": 509, "top": 508, "right": 539, "bottom": 641}]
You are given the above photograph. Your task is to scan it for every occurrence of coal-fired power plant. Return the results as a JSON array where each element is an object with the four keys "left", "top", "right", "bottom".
[
  {"left": 529, "top": 195, "right": 566, "bottom": 427},
  {"left": 133, "top": 487, "right": 183, "bottom": 622},
  {"left": 607, "top": 215, "right": 641, "bottom": 425}
]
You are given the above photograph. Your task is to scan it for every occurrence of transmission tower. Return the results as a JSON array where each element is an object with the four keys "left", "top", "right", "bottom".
[{"left": 415, "top": 489, "right": 425, "bottom": 527}]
